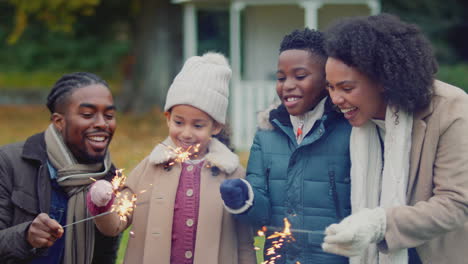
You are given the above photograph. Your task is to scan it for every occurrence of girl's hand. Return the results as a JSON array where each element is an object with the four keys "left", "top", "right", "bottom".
[{"left": 87, "top": 180, "right": 115, "bottom": 216}]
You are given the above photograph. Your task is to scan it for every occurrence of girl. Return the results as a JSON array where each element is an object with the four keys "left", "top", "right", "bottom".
[
  {"left": 220, "top": 28, "right": 352, "bottom": 263},
  {"left": 322, "top": 14, "right": 468, "bottom": 264},
  {"left": 87, "top": 52, "right": 255, "bottom": 264}
]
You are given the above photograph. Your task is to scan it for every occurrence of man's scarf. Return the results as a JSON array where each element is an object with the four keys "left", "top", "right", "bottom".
[{"left": 45, "top": 124, "right": 111, "bottom": 264}]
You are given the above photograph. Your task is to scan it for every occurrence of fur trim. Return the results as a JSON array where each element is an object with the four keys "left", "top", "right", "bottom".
[
  {"left": 257, "top": 101, "right": 280, "bottom": 131},
  {"left": 149, "top": 137, "right": 240, "bottom": 174}
]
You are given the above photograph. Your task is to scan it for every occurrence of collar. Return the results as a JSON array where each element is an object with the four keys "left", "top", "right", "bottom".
[
  {"left": 149, "top": 137, "right": 240, "bottom": 174},
  {"left": 290, "top": 97, "right": 327, "bottom": 143},
  {"left": 413, "top": 80, "right": 438, "bottom": 121},
  {"left": 22, "top": 132, "right": 48, "bottom": 164}
]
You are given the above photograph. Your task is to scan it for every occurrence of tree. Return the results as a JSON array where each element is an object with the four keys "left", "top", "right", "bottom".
[
  {"left": 6, "top": 0, "right": 183, "bottom": 113},
  {"left": 119, "top": 0, "right": 182, "bottom": 113},
  {"left": 7, "top": 0, "right": 101, "bottom": 44}
]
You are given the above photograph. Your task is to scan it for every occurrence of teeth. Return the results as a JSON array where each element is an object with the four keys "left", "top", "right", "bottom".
[
  {"left": 341, "top": 107, "right": 357, "bottom": 113},
  {"left": 89, "top": 136, "right": 105, "bottom": 142},
  {"left": 286, "top": 97, "right": 299, "bottom": 102}
]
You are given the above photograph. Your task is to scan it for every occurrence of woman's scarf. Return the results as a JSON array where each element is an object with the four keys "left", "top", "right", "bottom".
[
  {"left": 44, "top": 124, "right": 111, "bottom": 264},
  {"left": 349, "top": 106, "right": 412, "bottom": 264}
]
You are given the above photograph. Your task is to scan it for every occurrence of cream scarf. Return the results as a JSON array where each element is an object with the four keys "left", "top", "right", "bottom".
[
  {"left": 349, "top": 106, "right": 412, "bottom": 264},
  {"left": 44, "top": 124, "right": 111, "bottom": 264}
]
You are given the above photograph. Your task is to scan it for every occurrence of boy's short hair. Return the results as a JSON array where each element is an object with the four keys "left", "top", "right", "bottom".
[{"left": 279, "top": 28, "right": 327, "bottom": 61}]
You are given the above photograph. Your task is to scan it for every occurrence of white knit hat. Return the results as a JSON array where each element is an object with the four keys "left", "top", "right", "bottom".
[{"left": 164, "top": 52, "right": 231, "bottom": 124}]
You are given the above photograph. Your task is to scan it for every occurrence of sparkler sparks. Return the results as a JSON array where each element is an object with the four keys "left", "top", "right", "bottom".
[
  {"left": 259, "top": 218, "right": 295, "bottom": 264},
  {"left": 257, "top": 219, "right": 324, "bottom": 263},
  {"left": 112, "top": 192, "right": 137, "bottom": 221},
  {"left": 160, "top": 142, "right": 201, "bottom": 164},
  {"left": 111, "top": 169, "right": 127, "bottom": 191},
  {"left": 258, "top": 218, "right": 300, "bottom": 264}
]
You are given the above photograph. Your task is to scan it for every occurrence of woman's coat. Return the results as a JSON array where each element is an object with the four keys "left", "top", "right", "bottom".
[{"left": 380, "top": 80, "right": 468, "bottom": 263}]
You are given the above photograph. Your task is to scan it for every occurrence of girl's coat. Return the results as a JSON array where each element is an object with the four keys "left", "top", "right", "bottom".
[{"left": 122, "top": 138, "right": 255, "bottom": 264}]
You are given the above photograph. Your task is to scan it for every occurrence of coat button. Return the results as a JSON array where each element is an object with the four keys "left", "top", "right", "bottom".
[
  {"left": 186, "top": 189, "right": 193, "bottom": 197},
  {"left": 186, "top": 219, "right": 194, "bottom": 227},
  {"left": 187, "top": 165, "right": 194, "bottom": 171},
  {"left": 185, "top": 250, "right": 193, "bottom": 259}
]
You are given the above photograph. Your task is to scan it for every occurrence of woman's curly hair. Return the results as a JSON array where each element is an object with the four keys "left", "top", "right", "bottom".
[{"left": 324, "top": 13, "right": 438, "bottom": 113}]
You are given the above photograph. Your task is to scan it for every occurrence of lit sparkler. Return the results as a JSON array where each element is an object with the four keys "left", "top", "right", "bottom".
[
  {"left": 258, "top": 218, "right": 296, "bottom": 264},
  {"left": 160, "top": 142, "right": 200, "bottom": 164},
  {"left": 111, "top": 169, "right": 127, "bottom": 191},
  {"left": 256, "top": 218, "right": 328, "bottom": 264},
  {"left": 112, "top": 192, "right": 137, "bottom": 221}
]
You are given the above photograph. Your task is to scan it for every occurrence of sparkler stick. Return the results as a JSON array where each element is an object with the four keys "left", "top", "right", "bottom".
[
  {"left": 63, "top": 211, "right": 113, "bottom": 228},
  {"left": 265, "top": 226, "right": 325, "bottom": 235}
]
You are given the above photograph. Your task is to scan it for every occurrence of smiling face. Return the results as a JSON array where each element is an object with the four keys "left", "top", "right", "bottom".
[
  {"left": 52, "top": 84, "right": 116, "bottom": 163},
  {"left": 325, "top": 57, "right": 387, "bottom": 127},
  {"left": 166, "top": 105, "right": 222, "bottom": 159},
  {"left": 276, "top": 49, "right": 327, "bottom": 116}
]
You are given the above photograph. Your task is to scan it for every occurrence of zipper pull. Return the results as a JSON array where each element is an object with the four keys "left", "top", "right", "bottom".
[{"left": 296, "top": 121, "right": 304, "bottom": 139}]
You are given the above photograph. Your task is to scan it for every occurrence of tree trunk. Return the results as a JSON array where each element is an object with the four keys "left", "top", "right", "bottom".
[{"left": 118, "top": 0, "right": 182, "bottom": 113}]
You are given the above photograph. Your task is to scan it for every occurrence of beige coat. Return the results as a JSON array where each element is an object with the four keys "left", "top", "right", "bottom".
[
  {"left": 380, "top": 80, "right": 468, "bottom": 263},
  {"left": 102, "top": 138, "right": 255, "bottom": 264}
]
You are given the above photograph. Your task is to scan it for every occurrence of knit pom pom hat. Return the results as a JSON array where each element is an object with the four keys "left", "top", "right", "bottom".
[{"left": 164, "top": 52, "right": 232, "bottom": 124}]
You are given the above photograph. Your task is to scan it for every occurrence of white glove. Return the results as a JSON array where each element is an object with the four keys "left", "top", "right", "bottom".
[
  {"left": 89, "top": 180, "right": 114, "bottom": 207},
  {"left": 322, "top": 207, "right": 386, "bottom": 257}
]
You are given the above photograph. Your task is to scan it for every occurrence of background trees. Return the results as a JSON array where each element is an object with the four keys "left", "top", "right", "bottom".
[
  {"left": 2, "top": 0, "right": 182, "bottom": 113},
  {"left": 1, "top": 0, "right": 467, "bottom": 112}
]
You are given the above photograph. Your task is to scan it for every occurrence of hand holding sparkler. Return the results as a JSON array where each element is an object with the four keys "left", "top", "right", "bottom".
[
  {"left": 322, "top": 207, "right": 386, "bottom": 257},
  {"left": 27, "top": 213, "right": 64, "bottom": 248}
]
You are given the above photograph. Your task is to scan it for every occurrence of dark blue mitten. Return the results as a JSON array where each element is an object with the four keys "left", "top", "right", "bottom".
[{"left": 220, "top": 179, "right": 249, "bottom": 209}]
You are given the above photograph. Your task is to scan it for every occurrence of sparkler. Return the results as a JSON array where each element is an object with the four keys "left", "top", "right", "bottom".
[
  {"left": 258, "top": 218, "right": 296, "bottom": 264},
  {"left": 160, "top": 142, "right": 200, "bottom": 164},
  {"left": 63, "top": 211, "right": 113, "bottom": 228},
  {"left": 112, "top": 192, "right": 137, "bottom": 221},
  {"left": 257, "top": 218, "right": 323, "bottom": 264}
]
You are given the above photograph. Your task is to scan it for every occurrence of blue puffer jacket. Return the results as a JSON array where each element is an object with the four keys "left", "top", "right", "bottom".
[{"left": 242, "top": 98, "right": 351, "bottom": 264}]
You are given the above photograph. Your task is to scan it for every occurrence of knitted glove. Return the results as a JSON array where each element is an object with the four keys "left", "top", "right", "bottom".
[
  {"left": 86, "top": 180, "right": 115, "bottom": 216},
  {"left": 220, "top": 179, "right": 254, "bottom": 214},
  {"left": 322, "top": 207, "right": 386, "bottom": 257}
]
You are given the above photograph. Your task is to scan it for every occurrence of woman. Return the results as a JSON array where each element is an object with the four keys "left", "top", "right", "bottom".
[{"left": 321, "top": 13, "right": 468, "bottom": 264}]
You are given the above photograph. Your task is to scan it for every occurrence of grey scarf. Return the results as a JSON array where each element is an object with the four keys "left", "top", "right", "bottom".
[{"left": 44, "top": 124, "right": 111, "bottom": 264}]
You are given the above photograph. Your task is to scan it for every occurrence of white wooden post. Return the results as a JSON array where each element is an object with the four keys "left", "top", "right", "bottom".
[
  {"left": 230, "top": 2, "right": 245, "bottom": 83},
  {"left": 230, "top": 2, "right": 246, "bottom": 149},
  {"left": 367, "top": 0, "right": 381, "bottom": 15},
  {"left": 300, "top": 0, "right": 324, "bottom": 29},
  {"left": 183, "top": 3, "right": 197, "bottom": 60}
]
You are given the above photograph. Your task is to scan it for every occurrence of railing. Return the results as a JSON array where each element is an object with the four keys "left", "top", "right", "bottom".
[{"left": 230, "top": 80, "right": 278, "bottom": 151}]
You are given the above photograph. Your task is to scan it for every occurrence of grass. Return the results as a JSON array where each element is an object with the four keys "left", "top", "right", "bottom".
[{"left": 0, "top": 105, "right": 258, "bottom": 263}]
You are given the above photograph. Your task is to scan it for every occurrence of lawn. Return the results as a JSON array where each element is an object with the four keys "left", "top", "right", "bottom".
[{"left": 0, "top": 105, "right": 261, "bottom": 263}]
